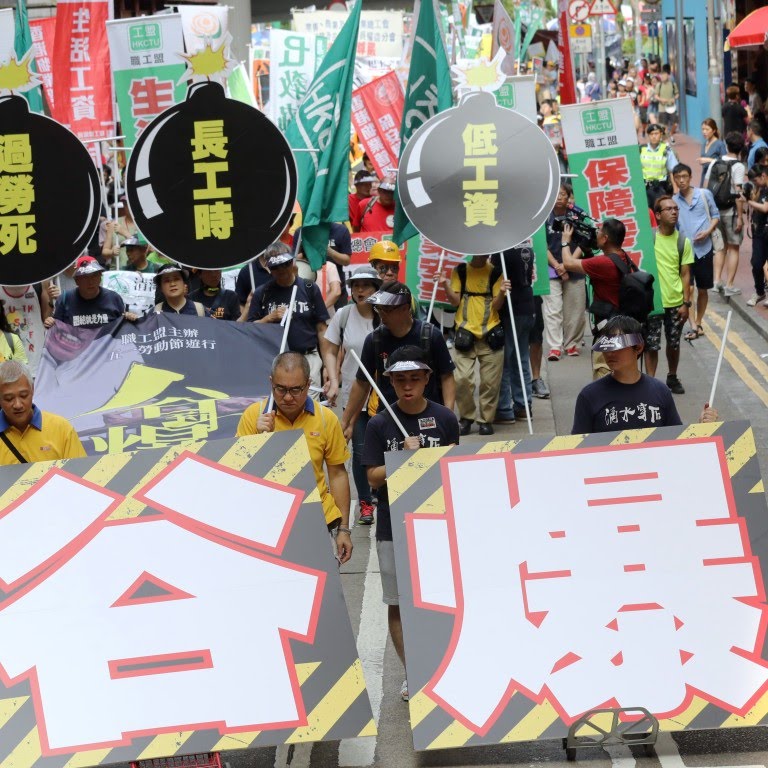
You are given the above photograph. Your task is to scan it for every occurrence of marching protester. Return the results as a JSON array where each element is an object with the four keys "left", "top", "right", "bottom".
[
  {"left": 47, "top": 256, "right": 138, "bottom": 329},
  {"left": 324, "top": 266, "right": 381, "bottom": 526},
  {"left": 294, "top": 222, "right": 352, "bottom": 312},
  {"left": 368, "top": 240, "right": 402, "bottom": 283},
  {"left": 363, "top": 345, "right": 459, "bottom": 701},
  {"left": 0, "top": 302, "right": 27, "bottom": 366},
  {"left": 123, "top": 234, "right": 160, "bottom": 274},
  {"left": 0, "top": 284, "right": 48, "bottom": 377},
  {"left": 236, "top": 351, "right": 352, "bottom": 564},
  {"left": 341, "top": 282, "right": 455, "bottom": 440},
  {"left": 349, "top": 169, "right": 377, "bottom": 231},
  {"left": 188, "top": 269, "right": 241, "bottom": 321},
  {"left": 671, "top": 163, "right": 720, "bottom": 341},
  {"left": 235, "top": 251, "right": 272, "bottom": 312},
  {"left": 646, "top": 196, "right": 693, "bottom": 393},
  {"left": 0, "top": 360, "right": 86, "bottom": 464},
  {"left": 154, "top": 264, "right": 208, "bottom": 316},
  {"left": 572, "top": 316, "right": 718, "bottom": 434},
  {"left": 247, "top": 243, "right": 338, "bottom": 399},
  {"left": 439, "top": 254, "right": 509, "bottom": 436},
  {"left": 359, "top": 176, "right": 396, "bottom": 234}
]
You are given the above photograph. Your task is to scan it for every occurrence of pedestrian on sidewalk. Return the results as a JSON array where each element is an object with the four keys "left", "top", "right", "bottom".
[
  {"left": 645, "top": 196, "right": 693, "bottom": 394},
  {"left": 698, "top": 119, "right": 726, "bottom": 187},
  {"left": 671, "top": 164, "right": 720, "bottom": 341},
  {"left": 743, "top": 165, "right": 768, "bottom": 307}
]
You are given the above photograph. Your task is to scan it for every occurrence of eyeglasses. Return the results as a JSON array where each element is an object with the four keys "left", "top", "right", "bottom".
[
  {"left": 660, "top": 206, "right": 679, "bottom": 212},
  {"left": 272, "top": 382, "right": 308, "bottom": 397},
  {"left": 374, "top": 263, "right": 399, "bottom": 275}
]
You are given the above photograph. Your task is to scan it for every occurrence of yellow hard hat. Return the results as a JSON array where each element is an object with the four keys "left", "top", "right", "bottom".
[{"left": 369, "top": 240, "right": 401, "bottom": 263}]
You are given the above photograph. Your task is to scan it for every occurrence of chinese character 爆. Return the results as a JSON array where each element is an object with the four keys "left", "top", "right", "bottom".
[{"left": 462, "top": 123, "right": 499, "bottom": 228}]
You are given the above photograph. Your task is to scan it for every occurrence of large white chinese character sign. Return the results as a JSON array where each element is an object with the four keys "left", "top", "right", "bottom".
[
  {"left": 0, "top": 433, "right": 373, "bottom": 765},
  {"left": 387, "top": 422, "right": 768, "bottom": 750}
]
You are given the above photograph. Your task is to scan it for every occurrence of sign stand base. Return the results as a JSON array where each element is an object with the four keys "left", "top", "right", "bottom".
[{"left": 563, "top": 707, "right": 658, "bottom": 761}]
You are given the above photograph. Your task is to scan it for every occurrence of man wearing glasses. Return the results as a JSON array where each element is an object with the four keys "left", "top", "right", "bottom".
[
  {"left": 368, "top": 240, "right": 402, "bottom": 282},
  {"left": 340, "top": 282, "right": 455, "bottom": 441},
  {"left": 645, "top": 196, "right": 694, "bottom": 394},
  {"left": 236, "top": 351, "right": 353, "bottom": 564}
]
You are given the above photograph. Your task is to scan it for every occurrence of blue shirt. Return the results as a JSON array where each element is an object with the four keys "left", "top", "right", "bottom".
[
  {"left": 748, "top": 137, "right": 768, "bottom": 170},
  {"left": 0, "top": 404, "right": 42, "bottom": 432},
  {"left": 673, "top": 187, "right": 720, "bottom": 259}
]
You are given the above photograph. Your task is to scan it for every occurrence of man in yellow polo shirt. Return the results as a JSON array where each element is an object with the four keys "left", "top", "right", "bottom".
[
  {"left": 237, "top": 351, "right": 353, "bottom": 564},
  {"left": 439, "top": 254, "right": 511, "bottom": 436},
  {"left": 0, "top": 360, "right": 86, "bottom": 464}
]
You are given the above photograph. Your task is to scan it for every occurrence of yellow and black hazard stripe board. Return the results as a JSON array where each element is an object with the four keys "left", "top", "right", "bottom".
[
  {"left": 385, "top": 421, "right": 767, "bottom": 750},
  {"left": 0, "top": 431, "right": 374, "bottom": 767}
]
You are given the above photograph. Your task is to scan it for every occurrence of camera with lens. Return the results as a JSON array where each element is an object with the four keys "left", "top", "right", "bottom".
[
  {"left": 742, "top": 181, "right": 755, "bottom": 199},
  {"left": 552, "top": 205, "right": 599, "bottom": 251}
]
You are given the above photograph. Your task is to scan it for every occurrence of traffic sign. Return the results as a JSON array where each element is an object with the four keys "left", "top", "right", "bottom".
[
  {"left": 569, "top": 23, "right": 593, "bottom": 53},
  {"left": 589, "top": 0, "right": 617, "bottom": 14},
  {"left": 568, "top": 0, "right": 590, "bottom": 22}
]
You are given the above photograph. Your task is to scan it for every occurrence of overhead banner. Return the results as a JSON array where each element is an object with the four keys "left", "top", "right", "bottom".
[
  {"left": 29, "top": 17, "right": 56, "bottom": 111},
  {"left": 178, "top": 3, "right": 228, "bottom": 53},
  {"left": 0, "top": 96, "right": 101, "bottom": 286},
  {"left": 51, "top": 0, "right": 114, "bottom": 151},
  {"left": 106, "top": 15, "right": 187, "bottom": 148},
  {"left": 388, "top": 422, "right": 768, "bottom": 749},
  {"left": 125, "top": 81, "right": 298, "bottom": 269},
  {"left": 560, "top": 97, "right": 661, "bottom": 311},
  {"left": 0, "top": 432, "right": 374, "bottom": 764},
  {"left": 292, "top": 9, "right": 404, "bottom": 59},
  {"left": 351, "top": 71, "right": 404, "bottom": 178},
  {"left": 268, "top": 29, "right": 328, "bottom": 132},
  {"left": 35, "top": 314, "right": 281, "bottom": 455}
]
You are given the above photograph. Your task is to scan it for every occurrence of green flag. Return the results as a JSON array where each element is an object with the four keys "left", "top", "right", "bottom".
[
  {"left": 14, "top": 0, "right": 43, "bottom": 113},
  {"left": 227, "top": 63, "right": 256, "bottom": 108},
  {"left": 284, "top": 1, "right": 361, "bottom": 269},
  {"left": 392, "top": 0, "right": 452, "bottom": 246}
]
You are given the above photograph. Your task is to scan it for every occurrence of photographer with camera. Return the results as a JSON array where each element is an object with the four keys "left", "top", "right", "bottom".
[
  {"left": 560, "top": 218, "right": 633, "bottom": 379},
  {"left": 742, "top": 165, "right": 768, "bottom": 308},
  {"left": 543, "top": 183, "right": 587, "bottom": 362}
]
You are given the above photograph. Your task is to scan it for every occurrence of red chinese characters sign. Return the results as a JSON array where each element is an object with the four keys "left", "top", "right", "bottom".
[
  {"left": 351, "top": 71, "right": 404, "bottom": 178},
  {"left": 52, "top": 0, "right": 114, "bottom": 153}
]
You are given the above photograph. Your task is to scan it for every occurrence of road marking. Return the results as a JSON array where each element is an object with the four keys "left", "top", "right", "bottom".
[
  {"left": 656, "top": 729, "right": 765, "bottom": 768},
  {"left": 339, "top": 525, "right": 386, "bottom": 767},
  {"left": 273, "top": 742, "right": 312, "bottom": 767},
  {"left": 604, "top": 744, "right": 636, "bottom": 768},
  {"left": 705, "top": 312, "right": 768, "bottom": 383}
]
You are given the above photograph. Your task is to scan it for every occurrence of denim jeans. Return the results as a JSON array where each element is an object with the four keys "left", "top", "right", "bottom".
[
  {"left": 351, "top": 411, "right": 372, "bottom": 504},
  {"left": 497, "top": 312, "right": 534, "bottom": 414}
]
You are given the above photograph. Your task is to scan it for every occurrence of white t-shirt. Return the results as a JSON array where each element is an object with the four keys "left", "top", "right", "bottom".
[
  {"left": 1, "top": 286, "right": 45, "bottom": 377},
  {"left": 324, "top": 304, "right": 374, "bottom": 409}
]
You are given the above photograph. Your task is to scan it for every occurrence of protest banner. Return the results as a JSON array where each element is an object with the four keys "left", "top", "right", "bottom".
[
  {"left": 404, "top": 234, "right": 465, "bottom": 308},
  {"left": 178, "top": 3, "right": 228, "bottom": 53},
  {"left": 125, "top": 81, "right": 297, "bottom": 270},
  {"left": 351, "top": 71, "right": 404, "bottom": 178},
  {"left": 106, "top": 15, "right": 187, "bottom": 148},
  {"left": 269, "top": 29, "right": 328, "bottom": 132},
  {"left": 292, "top": 9, "right": 404, "bottom": 59},
  {"left": 0, "top": 431, "right": 374, "bottom": 764},
  {"left": 560, "top": 97, "right": 661, "bottom": 311},
  {"left": 398, "top": 88, "right": 559, "bottom": 255},
  {"left": 51, "top": 0, "right": 114, "bottom": 155},
  {"left": 388, "top": 421, "right": 768, "bottom": 749},
  {"left": 29, "top": 17, "right": 55, "bottom": 111},
  {"left": 35, "top": 314, "right": 282, "bottom": 455},
  {"left": 0, "top": 95, "right": 100, "bottom": 285}
]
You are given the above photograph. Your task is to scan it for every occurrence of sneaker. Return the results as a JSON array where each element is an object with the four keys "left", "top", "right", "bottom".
[
  {"left": 723, "top": 286, "right": 742, "bottom": 296},
  {"left": 547, "top": 349, "right": 561, "bottom": 362},
  {"left": 400, "top": 679, "right": 409, "bottom": 701},
  {"left": 666, "top": 374, "right": 685, "bottom": 395},
  {"left": 532, "top": 378, "right": 550, "bottom": 399},
  {"left": 446, "top": 338, "right": 454, "bottom": 349},
  {"left": 712, "top": 282, "right": 724, "bottom": 294},
  {"left": 747, "top": 293, "right": 766, "bottom": 307},
  {"left": 494, "top": 411, "right": 516, "bottom": 424},
  {"left": 358, "top": 500, "right": 375, "bottom": 526},
  {"left": 565, "top": 346, "right": 580, "bottom": 357}
]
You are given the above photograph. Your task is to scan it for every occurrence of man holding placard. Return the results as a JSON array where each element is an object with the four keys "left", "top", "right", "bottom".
[{"left": 363, "top": 345, "right": 459, "bottom": 702}]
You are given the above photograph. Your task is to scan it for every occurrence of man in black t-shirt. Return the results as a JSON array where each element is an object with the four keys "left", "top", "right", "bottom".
[
  {"left": 189, "top": 269, "right": 241, "bottom": 321},
  {"left": 363, "top": 345, "right": 459, "bottom": 702},
  {"left": 235, "top": 255, "right": 271, "bottom": 308},
  {"left": 572, "top": 315, "right": 717, "bottom": 434},
  {"left": 341, "top": 282, "right": 455, "bottom": 440},
  {"left": 247, "top": 243, "right": 336, "bottom": 399}
]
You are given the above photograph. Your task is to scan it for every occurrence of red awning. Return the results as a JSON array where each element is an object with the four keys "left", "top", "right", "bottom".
[{"left": 725, "top": 6, "right": 768, "bottom": 51}]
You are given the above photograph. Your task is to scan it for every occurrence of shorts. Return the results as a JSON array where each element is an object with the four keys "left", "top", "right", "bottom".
[
  {"left": 638, "top": 106, "right": 648, "bottom": 122},
  {"left": 377, "top": 539, "right": 399, "bottom": 605},
  {"left": 657, "top": 110, "right": 677, "bottom": 127},
  {"left": 690, "top": 249, "right": 714, "bottom": 290},
  {"left": 531, "top": 295, "right": 544, "bottom": 345},
  {"left": 719, "top": 208, "right": 744, "bottom": 246},
  {"left": 644, "top": 306, "right": 685, "bottom": 351}
]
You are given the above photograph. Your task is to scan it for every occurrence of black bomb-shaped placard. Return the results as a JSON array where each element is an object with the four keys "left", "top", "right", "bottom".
[
  {"left": 0, "top": 95, "right": 100, "bottom": 286},
  {"left": 126, "top": 81, "right": 298, "bottom": 269},
  {"left": 398, "top": 90, "right": 560, "bottom": 255}
]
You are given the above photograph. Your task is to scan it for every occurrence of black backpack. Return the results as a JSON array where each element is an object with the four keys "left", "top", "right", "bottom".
[
  {"left": 606, "top": 251, "right": 655, "bottom": 324},
  {"left": 707, "top": 158, "right": 737, "bottom": 210}
]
